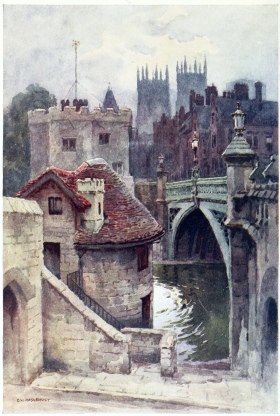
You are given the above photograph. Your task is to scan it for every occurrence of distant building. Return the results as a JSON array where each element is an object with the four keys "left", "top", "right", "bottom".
[
  {"left": 133, "top": 79, "right": 278, "bottom": 182},
  {"left": 28, "top": 86, "right": 134, "bottom": 193},
  {"left": 15, "top": 158, "right": 164, "bottom": 326}
]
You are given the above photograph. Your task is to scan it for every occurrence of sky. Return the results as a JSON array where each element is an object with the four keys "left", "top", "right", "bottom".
[{"left": 3, "top": 2, "right": 279, "bottom": 121}]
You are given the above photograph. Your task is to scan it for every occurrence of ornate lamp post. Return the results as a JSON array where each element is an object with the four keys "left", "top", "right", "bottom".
[
  {"left": 191, "top": 131, "right": 200, "bottom": 178},
  {"left": 232, "top": 102, "right": 246, "bottom": 135}
]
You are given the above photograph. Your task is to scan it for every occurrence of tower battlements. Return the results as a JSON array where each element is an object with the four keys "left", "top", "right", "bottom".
[
  {"left": 77, "top": 177, "right": 105, "bottom": 194},
  {"left": 28, "top": 104, "right": 132, "bottom": 124}
]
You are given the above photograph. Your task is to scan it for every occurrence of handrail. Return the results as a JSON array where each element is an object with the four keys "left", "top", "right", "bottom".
[{"left": 67, "top": 272, "right": 125, "bottom": 331}]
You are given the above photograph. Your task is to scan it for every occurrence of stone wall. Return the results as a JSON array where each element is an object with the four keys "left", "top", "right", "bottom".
[
  {"left": 22, "top": 181, "right": 79, "bottom": 283},
  {"left": 135, "top": 181, "right": 157, "bottom": 219},
  {"left": 3, "top": 197, "right": 44, "bottom": 384},
  {"left": 122, "top": 328, "right": 177, "bottom": 377},
  {"left": 81, "top": 246, "right": 153, "bottom": 324},
  {"left": 42, "top": 267, "right": 131, "bottom": 375}
]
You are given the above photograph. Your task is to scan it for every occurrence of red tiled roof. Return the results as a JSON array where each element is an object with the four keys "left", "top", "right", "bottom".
[
  {"left": 15, "top": 166, "right": 91, "bottom": 210},
  {"left": 15, "top": 159, "right": 164, "bottom": 246}
]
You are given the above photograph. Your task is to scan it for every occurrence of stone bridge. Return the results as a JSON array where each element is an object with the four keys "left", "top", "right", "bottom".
[{"left": 164, "top": 176, "right": 230, "bottom": 275}]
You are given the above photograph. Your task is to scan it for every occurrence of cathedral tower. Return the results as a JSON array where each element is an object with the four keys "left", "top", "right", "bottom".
[
  {"left": 136, "top": 65, "right": 171, "bottom": 135},
  {"left": 176, "top": 57, "right": 207, "bottom": 112}
]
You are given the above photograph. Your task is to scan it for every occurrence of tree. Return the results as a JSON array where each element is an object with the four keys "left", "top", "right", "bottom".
[{"left": 3, "top": 84, "right": 56, "bottom": 196}]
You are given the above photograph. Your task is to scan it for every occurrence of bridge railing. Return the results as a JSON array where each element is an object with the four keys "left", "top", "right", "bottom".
[
  {"left": 166, "top": 179, "right": 193, "bottom": 202},
  {"left": 196, "top": 177, "right": 227, "bottom": 202},
  {"left": 166, "top": 176, "right": 227, "bottom": 203}
]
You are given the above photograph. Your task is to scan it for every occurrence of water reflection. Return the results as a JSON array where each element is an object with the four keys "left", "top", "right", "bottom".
[{"left": 153, "top": 263, "right": 229, "bottom": 362}]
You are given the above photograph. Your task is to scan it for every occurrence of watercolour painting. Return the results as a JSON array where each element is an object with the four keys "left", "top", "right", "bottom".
[{"left": 2, "top": 2, "right": 279, "bottom": 414}]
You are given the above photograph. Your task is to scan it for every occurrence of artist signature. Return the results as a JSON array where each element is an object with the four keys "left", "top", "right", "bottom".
[{"left": 17, "top": 398, "right": 50, "bottom": 402}]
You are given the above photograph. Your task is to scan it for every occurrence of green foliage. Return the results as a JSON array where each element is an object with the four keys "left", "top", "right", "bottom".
[{"left": 3, "top": 84, "right": 56, "bottom": 196}]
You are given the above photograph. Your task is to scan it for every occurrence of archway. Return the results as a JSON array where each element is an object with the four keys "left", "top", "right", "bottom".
[
  {"left": 260, "top": 267, "right": 278, "bottom": 389},
  {"left": 3, "top": 286, "right": 22, "bottom": 384},
  {"left": 174, "top": 208, "right": 224, "bottom": 262}
]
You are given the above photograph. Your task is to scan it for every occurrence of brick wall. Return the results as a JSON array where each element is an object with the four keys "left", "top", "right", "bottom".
[
  {"left": 3, "top": 197, "right": 44, "bottom": 384},
  {"left": 42, "top": 267, "right": 131, "bottom": 375}
]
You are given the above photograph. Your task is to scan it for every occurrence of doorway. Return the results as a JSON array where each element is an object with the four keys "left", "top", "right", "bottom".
[
  {"left": 43, "top": 242, "right": 61, "bottom": 279},
  {"left": 3, "top": 286, "right": 22, "bottom": 384},
  {"left": 142, "top": 293, "right": 151, "bottom": 325}
]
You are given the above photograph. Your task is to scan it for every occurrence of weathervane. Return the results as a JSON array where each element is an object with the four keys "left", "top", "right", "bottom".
[{"left": 72, "top": 40, "right": 80, "bottom": 100}]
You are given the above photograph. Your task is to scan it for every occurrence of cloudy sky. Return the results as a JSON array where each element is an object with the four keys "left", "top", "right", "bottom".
[{"left": 3, "top": 2, "right": 278, "bottom": 120}]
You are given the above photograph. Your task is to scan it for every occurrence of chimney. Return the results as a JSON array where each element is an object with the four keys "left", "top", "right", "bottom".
[
  {"left": 77, "top": 178, "right": 105, "bottom": 233},
  {"left": 255, "top": 81, "right": 263, "bottom": 111}
]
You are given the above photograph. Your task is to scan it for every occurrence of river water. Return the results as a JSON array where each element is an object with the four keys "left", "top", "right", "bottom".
[{"left": 153, "top": 263, "right": 229, "bottom": 362}]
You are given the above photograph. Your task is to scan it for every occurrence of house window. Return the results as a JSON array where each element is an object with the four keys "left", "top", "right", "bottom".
[
  {"left": 99, "top": 133, "right": 110, "bottom": 145},
  {"left": 48, "top": 197, "right": 62, "bottom": 215},
  {"left": 137, "top": 246, "right": 149, "bottom": 272},
  {"left": 112, "top": 162, "right": 124, "bottom": 176},
  {"left": 62, "top": 138, "right": 76, "bottom": 151}
]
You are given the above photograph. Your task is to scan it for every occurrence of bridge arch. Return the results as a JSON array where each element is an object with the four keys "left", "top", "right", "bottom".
[{"left": 169, "top": 203, "right": 230, "bottom": 277}]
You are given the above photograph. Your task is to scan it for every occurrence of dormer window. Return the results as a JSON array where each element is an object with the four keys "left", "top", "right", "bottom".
[
  {"left": 62, "top": 138, "right": 76, "bottom": 151},
  {"left": 48, "top": 197, "right": 62, "bottom": 215},
  {"left": 99, "top": 133, "right": 110, "bottom": 145}
]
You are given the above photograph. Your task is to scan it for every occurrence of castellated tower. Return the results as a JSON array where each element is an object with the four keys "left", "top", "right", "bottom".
[
  {"left": 136, "top": 65, "right": 171, "bottom": 135},
  {"left": 28, "top": 87, "right": 134, "bottom": 191},
  {"left": 176, "top": 57, "right": 207, "bottom": 112}
]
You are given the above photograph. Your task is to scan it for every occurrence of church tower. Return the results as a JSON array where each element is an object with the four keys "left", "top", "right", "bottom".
[
  {"left": 136, "top": 64, "right": 171, "bottom": 136},
  {"left": 176, "top": 57, "right": 207, "bottom": 112}
]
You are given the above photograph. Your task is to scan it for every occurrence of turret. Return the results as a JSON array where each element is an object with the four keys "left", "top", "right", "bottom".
[
  {"left": 194, "top": 58, "right": 197, "bottom": 73},
  {"left": 165, "top": 65, "right": 169, "bottom": 83},
  {"left": 204, "top": 56, "right": 207, "bottom": 75},
  {"left": 77, "top": 178, "right": 105, "bottom": 233},
  {"left": 155, "top": 65, "right": 158, "bottom": 80}
]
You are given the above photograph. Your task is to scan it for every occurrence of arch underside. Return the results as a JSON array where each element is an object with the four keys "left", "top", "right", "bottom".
[{"left": 171, "top": 204, "right": 229, "bottom": 269}]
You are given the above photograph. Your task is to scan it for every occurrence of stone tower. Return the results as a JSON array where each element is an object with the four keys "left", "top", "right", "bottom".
[
  {"left": 176, "top": 57, "right": 207, "bottom": 112},
  {"left": 136, "top": 65, "right": 171, "bottom": 135},
  {"left": 28, "top": 88, "right": 134, "bottom": 192}
]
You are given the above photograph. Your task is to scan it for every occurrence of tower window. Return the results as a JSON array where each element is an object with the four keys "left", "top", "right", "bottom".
[
  {"left": 99, "top": 133, "right": 110, "bottom": 145},
  {"left": 62, "top": 138, "right": 76, "bottom": 151},
  {"left": 48, "top": 197, "right": 62, "bottom": 215},
  {"left": 137, "top": 246, "right": 149, "bottom": 272}
]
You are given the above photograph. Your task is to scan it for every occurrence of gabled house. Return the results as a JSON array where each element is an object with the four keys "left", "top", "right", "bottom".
[{"left": 16, "top": 158, "right": 164, "bottom": 326}]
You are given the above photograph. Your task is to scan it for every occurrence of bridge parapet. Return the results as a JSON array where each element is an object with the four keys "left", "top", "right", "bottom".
[
  {"left": 166, "top": 179, "right": 193, "bottom": 202},
  {"left": 196, "top": 177, "right": 227, "bottom": 203},
  {"left": 166, "top": 177, "right": 227, "bottom": 203}
]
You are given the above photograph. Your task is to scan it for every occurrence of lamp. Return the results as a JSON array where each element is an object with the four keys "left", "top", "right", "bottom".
[
  {"left": 191, "top": 131, "right": 200, "bottom": 178},
  {"left": 232, "top": 102, "right": 246, "bottom": 134},
  {"left": 191, "top": 131, "right": 199, "bottom": 162}
]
